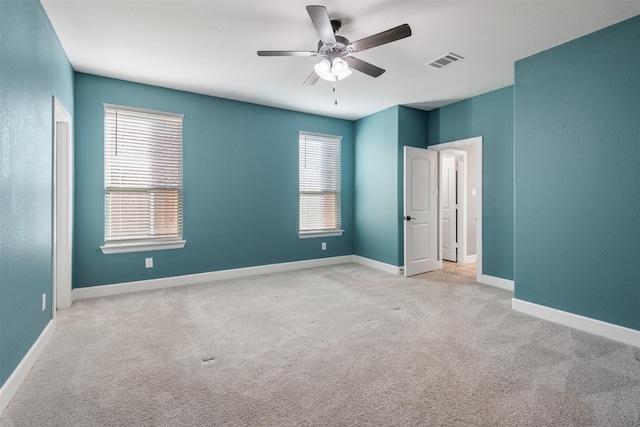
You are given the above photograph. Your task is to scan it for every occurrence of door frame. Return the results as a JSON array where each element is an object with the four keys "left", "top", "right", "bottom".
[
  {"left": 430, "top": 137, "right": 482, "bottom": 281},
  {"left": 440, "top": 150, "right": 468, "bottom": 264},
  {"left": 53, "top": 97, "right": 73, "bottom": 312}
]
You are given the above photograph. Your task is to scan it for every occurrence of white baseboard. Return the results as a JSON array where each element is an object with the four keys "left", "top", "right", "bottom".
[
  {"left": 353, "top": 256, "right": 402, "bottom": 275},
  {"left": 72, "top": 255, "right": 406, "bottom": 302},
  {"left": 73, "top": 256, "right": 356, "bottom": 301},
  {"left": 0, "top": 320, "right": 55, "bottom": 415},
  {"left": 480, "top": 275, "right": 514, "bottom": 292},
  {"left": 512, "top": 298, "right": 640, "bottom": 348},
  {"left": 463, "top": 254, "right": 477, "bottom": 264}
]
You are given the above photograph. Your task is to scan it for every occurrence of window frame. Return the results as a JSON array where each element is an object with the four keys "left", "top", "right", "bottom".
[
  {"left": 298, "top": 131, "right": 344, "bottom": 239},
  {"left": 100, "top": 104, "right": 186, "bottom": 254}
]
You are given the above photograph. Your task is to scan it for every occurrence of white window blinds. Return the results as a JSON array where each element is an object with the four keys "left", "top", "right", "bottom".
[
  {"left": 104, "top": 105, "right": 183, "bottom": 244},
  {"left": 299, "top": 132, "right": 342, "bottom": 234}
]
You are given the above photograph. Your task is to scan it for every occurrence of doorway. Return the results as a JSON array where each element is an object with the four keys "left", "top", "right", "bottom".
[
  {"left": 431, "top": 137, "right": 482, "bottom": 281},
  {"left": 403, "top": 137, "right": 482, "bottom": 281}
]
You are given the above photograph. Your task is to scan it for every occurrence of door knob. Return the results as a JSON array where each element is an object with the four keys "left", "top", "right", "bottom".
[{"left": 404, "top": 216, "right": 412, "bottom": 221}]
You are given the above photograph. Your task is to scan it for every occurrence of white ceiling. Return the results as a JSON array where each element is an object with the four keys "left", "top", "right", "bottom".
[{"left": 41, "top": 1, "right": 640, "bottom": 120}]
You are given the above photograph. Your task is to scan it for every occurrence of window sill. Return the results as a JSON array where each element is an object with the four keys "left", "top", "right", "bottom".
[
  {"left": 298, "top": 230, "right": 344, "bottom": 239},
  {"left": 100, "top": 240, "right": 186, "bottom": 254}
]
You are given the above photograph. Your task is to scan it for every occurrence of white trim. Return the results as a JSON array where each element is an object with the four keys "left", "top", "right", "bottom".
[
  {"left": 463, "top": 254, "right": 477, "bottom": 264},
  {"left": 72, "top": 255, "right": 407, "bottom": 302},
  {"left": 73, "top": 256, "right": 355, "bottom": 300},
  {"left": 353, "top": 256, "right": 403, "bottom": 275},
  {"left": 458, "top": 154, "right": 467, "bottom": 265},
  {"left": 429, "top": 137, "right": 483, "bottom": 282},
  {"left": 103, "top": 103, "right": 183, "bottom": 118},
  {"left": 100, "top": 239, "right": 187, "bottom": 254},
  {"left": 53, "top": 97, "right": 73, "bottom": 311},
  {"left": 432, "top": 136, "right": 482, "bottom": 149},
  {"left": 512, "top": 298, "right": 640, "bottom": 348},
  {"left": 480, "top": 275, "right": 514, "bottom": 291},
  {"left": 0, "top": 320, "right": 55, "bottom": 415},
  {"left": 298, "top": 130, "right": 342, "bottom": 142},
  {"left": 298, "top": 230, "right": 344, "bottom": 239}
]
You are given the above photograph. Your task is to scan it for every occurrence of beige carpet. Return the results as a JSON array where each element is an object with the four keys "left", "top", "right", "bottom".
[{"left": 2, "top": 264, "right": 639, "bottom": 426}]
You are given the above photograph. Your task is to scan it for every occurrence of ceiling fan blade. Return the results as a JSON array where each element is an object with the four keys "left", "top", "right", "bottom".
[
  {"left": 306, "top": 5, "right": 336, "bottom": 45},
  {"left": 257, "top": 51, "right": 317, "bottom": 57},
  {"left": 344, "top": 57, "right": 385, "bottom": 78},
  {"left": 303, "top": 71, "right": 320, "bottom": 86},
  {"left": 349, "top": 23, "right": 412, "bottom": 52}
]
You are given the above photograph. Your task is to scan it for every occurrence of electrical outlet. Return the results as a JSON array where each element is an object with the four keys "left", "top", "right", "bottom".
[
  {"left": 322, "top": 242, "right": 326, "bottom": 251},
  {"left": 145, "top": 257, "right": 153, "bottom": 268},
  {"left": 41, "top": 293, "right": 46, "bottom": 311}
]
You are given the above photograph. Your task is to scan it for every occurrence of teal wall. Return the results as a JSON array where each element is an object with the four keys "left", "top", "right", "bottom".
[
  {"left": 73, "top": 74, "right": 354, "bottom": 287},
  {"left": 427, "top": 87, "right": 514, "bottom": 280},
  {"left": 514, "top": 16, "right": 640, "bottom": 330},
  {"left": 354, "top": 106, "right": 427, "bottom": 267},
  {"left": 0, "top": 0, "right": 74, "bottom": 385},
  {"left": 354, "top": 107, "right": 399, "bottom": 265}
]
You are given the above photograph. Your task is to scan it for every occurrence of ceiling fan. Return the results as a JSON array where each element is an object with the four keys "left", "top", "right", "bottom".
[{"left": 257, "top": 5, "right": 412, "bottom": 85}]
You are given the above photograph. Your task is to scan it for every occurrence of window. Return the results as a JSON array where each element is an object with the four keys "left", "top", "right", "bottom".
[
  {"left": 100, "top": 104, "right": 185, "bottom": 254},
  {"left": 299, "top": 131, "right": 343, "bottom": 238}
]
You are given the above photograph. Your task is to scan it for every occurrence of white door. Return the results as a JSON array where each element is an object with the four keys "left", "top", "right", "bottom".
[
  {"left": 403, "top": 147, "right": 438, "bottom": 276},
  {"left": 441, "top": 156, "right": 457, "bottom": 262}
]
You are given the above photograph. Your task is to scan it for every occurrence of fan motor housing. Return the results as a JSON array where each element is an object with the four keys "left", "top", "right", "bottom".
[{"left": 318, "top": 35, "right": 350, "bottom": 58}]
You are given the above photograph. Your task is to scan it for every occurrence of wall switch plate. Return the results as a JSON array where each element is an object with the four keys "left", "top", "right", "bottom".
[
  {"left": 322, "top": 242, "right": 326, "bottom": 251},
  {"left": 41, "top": 293, "right": 46, "bottom": 311},
  {"left": 145, "top": 257, "right": 153, "bottom": 268}
]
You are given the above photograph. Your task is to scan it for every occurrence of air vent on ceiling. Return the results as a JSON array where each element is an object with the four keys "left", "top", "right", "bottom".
[{"left": 429, "top": 53, "right": 463, "bottom": 69}]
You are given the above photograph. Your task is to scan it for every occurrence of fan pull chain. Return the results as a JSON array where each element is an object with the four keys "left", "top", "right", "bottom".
[{"left": 333, "top": 76, "right": 338, "bottom": 106}]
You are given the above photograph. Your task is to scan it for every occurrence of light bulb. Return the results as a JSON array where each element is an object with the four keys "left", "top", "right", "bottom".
[
  {"left": 331, "top": 58, "right": 351, "bottom": 80},
  {"left": 332, "top": 59, "right": 346, "bottom": 73},
  {"left": 314, "top": 59, "right": 333, "bottom": 81}
]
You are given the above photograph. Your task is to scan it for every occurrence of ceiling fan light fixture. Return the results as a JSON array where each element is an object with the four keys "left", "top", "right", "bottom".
[
  {"left": 331, "top": 58, "right": 351, "bottom": 80},
  {"left": 314, "top": 58, "right": 333, "bottom": 80},
  {"left": 315, "top": 57, "right": 352, "bottom": 81}
]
